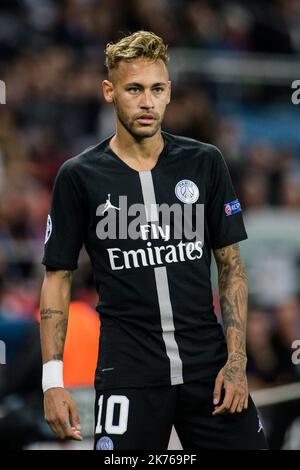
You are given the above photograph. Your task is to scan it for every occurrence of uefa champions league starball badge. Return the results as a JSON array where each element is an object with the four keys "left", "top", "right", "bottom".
[
  {"left": 44, "top": 214, "right": 52, "bottom": 244},
  {"left": 175, "top": 180, "right": 199, "bottom": 204}
]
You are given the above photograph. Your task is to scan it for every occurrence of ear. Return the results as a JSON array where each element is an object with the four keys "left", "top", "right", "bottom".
[{"left": 102, "top": 80, "right": 114, "bottom": 103}]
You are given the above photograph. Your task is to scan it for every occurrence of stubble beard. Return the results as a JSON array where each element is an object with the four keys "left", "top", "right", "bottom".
[{"left": 115, "top": 104, "right": 162, "bottom": 140}]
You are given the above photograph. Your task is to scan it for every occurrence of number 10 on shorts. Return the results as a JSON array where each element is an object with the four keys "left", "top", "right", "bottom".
[{"left": 95, "top": 395, "right": 129, "bottom": 435}]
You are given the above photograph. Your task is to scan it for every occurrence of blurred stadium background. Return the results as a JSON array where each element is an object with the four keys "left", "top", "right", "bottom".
[{"left": 0, "top": 0, "right": 300, "bottom": 450}]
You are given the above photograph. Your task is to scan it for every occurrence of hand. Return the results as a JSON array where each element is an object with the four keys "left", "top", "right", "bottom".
[
  {"left": 44, "top": 387, "right": 83, "bottom": 440},
  {"left": 212, "top": 352, "right": 248, "bottom": 415}
]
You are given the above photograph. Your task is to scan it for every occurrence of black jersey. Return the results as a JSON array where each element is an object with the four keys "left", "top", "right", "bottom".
[{"left": 42, "top": 132, "right": 247, "bottom": 390}]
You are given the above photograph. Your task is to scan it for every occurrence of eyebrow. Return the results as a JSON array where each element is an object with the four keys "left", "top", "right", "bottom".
[{"left": 125, "top": 82, "right": 167, "bottom": 88}]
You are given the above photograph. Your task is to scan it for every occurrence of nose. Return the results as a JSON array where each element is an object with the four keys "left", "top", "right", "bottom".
[{"left": 140, "top": 90, "right": 154, "bottom": 109}]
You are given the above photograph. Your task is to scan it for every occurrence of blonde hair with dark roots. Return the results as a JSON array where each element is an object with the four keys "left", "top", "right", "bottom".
[{"left": 105, "top": 31, "right": 169, "bottom": 75}]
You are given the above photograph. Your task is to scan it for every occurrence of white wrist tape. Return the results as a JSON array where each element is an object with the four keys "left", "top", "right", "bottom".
[{"left": 42, "top": 360, "right": 64, "bottom": 392}]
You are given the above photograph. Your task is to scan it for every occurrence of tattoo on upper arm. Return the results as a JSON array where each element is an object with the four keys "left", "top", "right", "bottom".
[
  {"left": 45, "top": 270, "right": 73, "bottom": 281},
  {"left": 214, "top": 244, "right": 246, "bottom": 279},
  {"left": 62, "top": 271, "right": 73, "bottom": 280},
  {"left": 41, "top": 308, "right": 64, "bottom": 320}
]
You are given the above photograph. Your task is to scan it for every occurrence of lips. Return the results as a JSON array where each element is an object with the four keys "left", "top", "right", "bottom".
[{"left": 136, "top": 114, "right": 156, "bottom": 125}]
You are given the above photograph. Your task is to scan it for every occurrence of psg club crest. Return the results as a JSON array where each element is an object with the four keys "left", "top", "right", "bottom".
[
  {"left": 44, "top": 214, "right": 52, "bottom": 244},
  {"left": 175, "top": 180, "right": 199, "bottom": 204},
  {"left": 96, "top": 436, "right": 114, "bottom": 450}
]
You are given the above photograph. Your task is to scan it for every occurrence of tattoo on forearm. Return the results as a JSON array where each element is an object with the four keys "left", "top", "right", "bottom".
[
  {"left": 214, "top": 244, "right": 248, "bottom": 353},
  {"left": 220, "top": 281, "right": 247, "bottom": 332},
  {"left": 41, "top": 308, "right": 64, "bottom": 320},
  {"left": 233, "top": 330, "right": 245, "bottom": 351},
  {"left": 219, "top": 295, "right": 245, "bottom": 333},
  {"left": 53, "top": 319, "right": 67, "bottom": 358},
  {"left": 214, "top": 245, "right": 248, "bottom": 392},
  {"left": 51, "top": 353, "right": 63, "bottom": 360}
]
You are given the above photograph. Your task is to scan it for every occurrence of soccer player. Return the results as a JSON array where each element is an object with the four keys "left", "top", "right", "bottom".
[{"left": 40, "top": 31, "right": 267, "bottom": 450}]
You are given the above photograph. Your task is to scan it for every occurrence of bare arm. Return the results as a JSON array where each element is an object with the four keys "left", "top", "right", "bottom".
[
  {"left": 212, "top": 243, "right": 249, "bottom": 415},
  {"left": 40, "top": 269, "right": 82, "bottom": 440},
  {"left": 40, "top": 270, "right": 72, "bottom": 363}
]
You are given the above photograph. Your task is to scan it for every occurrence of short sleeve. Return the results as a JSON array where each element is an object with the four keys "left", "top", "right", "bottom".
[
  {"left": 42, "top": 162, "right": 86, "bottom": 270},
  {"left": 206, "top": 146, "right": 247, "bottom": 250}
]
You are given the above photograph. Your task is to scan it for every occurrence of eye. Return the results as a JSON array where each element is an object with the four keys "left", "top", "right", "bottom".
[
  {"left": 128, "top": 87, "right": 140, "bottom": 94},
  {"left": 153, "top": 87, "right": 164, "bottom": 94}
]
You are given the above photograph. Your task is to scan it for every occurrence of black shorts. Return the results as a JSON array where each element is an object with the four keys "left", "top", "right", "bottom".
[{"left": 93, "top": 377, "right": 267, "bottom": 450}]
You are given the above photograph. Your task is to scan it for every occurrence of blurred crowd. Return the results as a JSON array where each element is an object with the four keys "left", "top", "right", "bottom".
[{"left": 0, "top": 0, "right": 300, "bottom": 414}]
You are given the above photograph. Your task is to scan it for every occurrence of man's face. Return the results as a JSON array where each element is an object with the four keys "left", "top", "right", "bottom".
[{"left": 102, "top": 58, "right": 171, "bottom": 139}]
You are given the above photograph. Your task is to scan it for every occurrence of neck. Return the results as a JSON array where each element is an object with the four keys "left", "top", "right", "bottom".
[{"left": 110, "top": 124, "right": 164, "bottom": 164}]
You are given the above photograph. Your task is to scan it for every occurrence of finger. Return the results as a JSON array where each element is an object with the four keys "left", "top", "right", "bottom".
[
  {"left": 46, "top": 414, "right": 65, "bottom": 439},
  {"left": 213, "top": 389, "right": 234, "bottom": 415},
  {"left": 58, "top": 419, "right": 82, "bottom": 441},
  {"left": 47, "top": 419, "right": 61, "bottom": 439},
  {"left": 71, "top": 429, "right": 83, "bottom": 441},
  {"left": 47, "top": 412, "right": 82, "bottom": 441},
  {"left": 237, "top": 399, "right": 244, "bottom": 413},
  {"left": 213, "top": 374, "right": 224, "bottom": 406},
  {"left": 213, "top": 399, "right": 233, "bottom": 415},
  {"left": 244, "top": 395, "right": 249, "bottom": 410},
  {"left": 58, "top": 419, "right": 73, "bottom": 439},
  {"left": 230, "top": 395, "right": 241, "bottom": 414},
  {"left": 213, "top": 402, "right": 228, "bottom": 415},
  {"left": 70, "top": 425, "right": 83, "bottom": 441},
  {"left": 52, "top": 419, "right": 67, "bottom": 439},
  {"left": 69, "top": 400, "right": 81, "bottom": 431}
]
